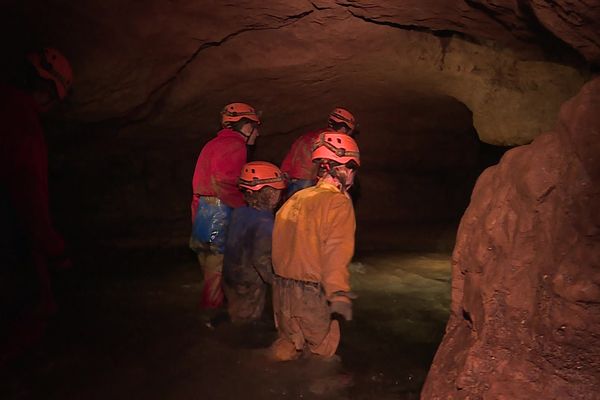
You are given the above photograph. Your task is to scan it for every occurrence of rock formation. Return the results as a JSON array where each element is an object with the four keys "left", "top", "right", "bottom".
[{"left": 422, "top": 77, "right": 600, "bottom": 399}]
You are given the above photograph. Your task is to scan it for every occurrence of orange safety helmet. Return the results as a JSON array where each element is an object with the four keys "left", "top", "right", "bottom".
[
  {"left": 312, "top": 130, "right": 360, "bottom": 166},
  {"left": 238, "top": 161, "right": 286, "bottom": 191},
  {"left": 221, "top": 102, "right": 261, "bottom": 127},
  {"left": 328, "top": 107, "right": 356, "bottom": 131},
  {"left": 27, "top": 47, "right": 73, "bottom": 100}
]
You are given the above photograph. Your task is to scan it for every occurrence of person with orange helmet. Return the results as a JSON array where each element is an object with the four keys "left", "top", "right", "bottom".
[
  {"left": 280, "top": 107, "right": 357, "bottom": 199},
  {"left": 190, "top": 102, "right": 261, "bottom": 317},
  {"left": 269, "top": 130, "right": 360, "bottom": 361},
  {"left": 1, "top": 47, "right": 73, "bottom": 364},
  {"left": 221, "top": 161, "right": 286, "bottom": 324}
]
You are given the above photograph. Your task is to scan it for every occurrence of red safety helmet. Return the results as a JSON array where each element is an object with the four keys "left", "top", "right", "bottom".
[
  {"left": 239, "top": 161, "right": 286, "bottom": 191},
  {"left": 221, "top": 102, "right": 260, "bottom": 127},
  {"left": 328, "top": 107, "right": 356, "bottom": 131},
  {"left": 27, "top": 47, "right": 73, "bottom": 100},
  {"left": 312, "top": 130, "right": 360, "bottom": 166}
]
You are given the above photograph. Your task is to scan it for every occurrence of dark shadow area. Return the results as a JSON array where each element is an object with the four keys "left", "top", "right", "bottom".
[
  {"left": 1, "top": 92, "right": 510, "bottom": 398},
  {"left": 1, "top": 244, "right": 454, "bottom": 399}
]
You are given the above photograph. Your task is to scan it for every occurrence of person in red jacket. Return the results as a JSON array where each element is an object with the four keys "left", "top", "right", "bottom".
[
  {"left": 190, "top": 102, "right": 261, "bottom": 320},
  {"left": 0, "top": 48, "right": 73, "bottom": 365},
  {"left": 280, "top": 107, "right": 357, "bottom": 198}
]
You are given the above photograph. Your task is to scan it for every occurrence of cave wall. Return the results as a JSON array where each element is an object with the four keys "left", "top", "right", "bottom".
[
  {"left": 3, "top": 0, "right": 594, "bottom": 249},
  {"left": 2, "top": 0, "right": 594, "bottom": 146},
  {"left": 1, "top": 0, "right": 593, "bottom": 255},
  {"left": 422, "top": 77, "right": 600, "bottom": 399}
]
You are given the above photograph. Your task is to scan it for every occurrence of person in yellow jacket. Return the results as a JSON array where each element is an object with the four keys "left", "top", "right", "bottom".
[{"left": 270, "top": 130, "right": 360, "bottom": 361}]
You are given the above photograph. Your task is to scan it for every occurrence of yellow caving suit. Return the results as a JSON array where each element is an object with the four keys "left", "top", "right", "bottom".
[{"left": 271, "top": 180, "right": 355, "bottom": 360}]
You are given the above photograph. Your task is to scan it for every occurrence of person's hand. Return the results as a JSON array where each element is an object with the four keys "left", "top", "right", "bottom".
[{"left": 329, "top": 301, "right": 352, "bottom": 321}]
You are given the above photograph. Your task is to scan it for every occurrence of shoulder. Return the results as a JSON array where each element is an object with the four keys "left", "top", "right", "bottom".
[
  {"left": 219, "top": 131, "right": 246, "bottom": 151},
  {"left": 315, "top": 185, "right": 352, "bottom": 209},
  {"left": 204, "top": 130, "right": 245, "bottom": 155}
]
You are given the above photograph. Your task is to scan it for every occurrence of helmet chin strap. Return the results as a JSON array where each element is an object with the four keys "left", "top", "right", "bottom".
[{"left": 241, "top": 125, "right": 257, "bottom": 144}]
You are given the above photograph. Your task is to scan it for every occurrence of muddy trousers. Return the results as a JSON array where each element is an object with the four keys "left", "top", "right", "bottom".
[
  {"left": 196, "top": 252, "right": 225, "bottom": 309},
  {"left": 223, "top": 282, "right": 267, "bottom": 323},
  {"left": 271, "top": 276, "right": 340, "bottom": 360}
]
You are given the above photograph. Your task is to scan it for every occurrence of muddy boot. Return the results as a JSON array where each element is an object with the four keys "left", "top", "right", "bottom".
[{"left": 268, "top": 338, "right": 301, "bottom": 361}]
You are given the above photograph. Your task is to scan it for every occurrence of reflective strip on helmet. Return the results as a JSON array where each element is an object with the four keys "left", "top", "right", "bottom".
[
  {"left": 238, "top": 176, "right": 284, "bottom": 187},
  {"left": 312, "top": 136, "right": 359, "bottom": 159},
  {"left": 222, "top": 110, "right": 257, "bottom": 117}
]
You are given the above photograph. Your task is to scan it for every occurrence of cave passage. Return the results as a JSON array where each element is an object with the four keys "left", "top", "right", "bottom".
[
  {"left": 2, "top": 0, "right": 597, "bottom": 398},
  {"left": 2, "top": 92, "right": 509, "bottom": 399}
]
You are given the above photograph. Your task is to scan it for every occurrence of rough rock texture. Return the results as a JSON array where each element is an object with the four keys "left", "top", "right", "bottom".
[
  {"left": 2, "top": 0, "right": 595, "bottom": 145},
  {"left": 341, "top": 0, "right": 600, "bottom": 65},
  {"left": 422, "top": 77, "right": 600, "bottom": 399}
]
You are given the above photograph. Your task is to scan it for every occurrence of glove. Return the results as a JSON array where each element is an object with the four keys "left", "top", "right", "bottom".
[{"left": 329, "top": 300, "right": 353, "bottom": 321}]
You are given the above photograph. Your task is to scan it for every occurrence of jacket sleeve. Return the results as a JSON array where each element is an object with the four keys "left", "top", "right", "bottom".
[
  {"left": 251, "top": 219, "right": 274, "bottom": 284},
  {"left": 320, "top": 194, "right": 356, "bottom": 302},
  {"left": 7, "top": 120, "right": 65, "bottom": 258},
  {"left": 212, "top": 139, "right": 246, "bottom": 208}
]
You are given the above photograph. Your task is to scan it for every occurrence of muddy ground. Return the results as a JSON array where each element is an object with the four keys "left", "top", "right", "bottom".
[{"left": 1, "top": 242, "right": 450, "bottom": 400}]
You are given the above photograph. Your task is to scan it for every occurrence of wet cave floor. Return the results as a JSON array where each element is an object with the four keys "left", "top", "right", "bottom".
[{"left": 2, "top": 244, "right": 451, "bottom": 400}]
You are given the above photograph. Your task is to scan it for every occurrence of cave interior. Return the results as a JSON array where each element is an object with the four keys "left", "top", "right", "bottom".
[{"left": 1, "top": 1, "right": 599, "bottom": 399}]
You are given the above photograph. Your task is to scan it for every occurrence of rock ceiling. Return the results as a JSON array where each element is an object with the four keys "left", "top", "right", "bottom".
[{"left": 4, "top": 0, "right": 599, "bottom": 144}]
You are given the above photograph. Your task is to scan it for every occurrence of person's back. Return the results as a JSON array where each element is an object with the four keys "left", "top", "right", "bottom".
[
  {"left": 222, "top": 161, "right": 285, "bottom": 324},
  {"left": 280, "top": 129, "right": 322, "bottom": 185},
  {"left": 192, "top": 128, "right": 247, "bottom": 209},
  {"left": 0, "top": 83, "right": 43, "bottom": 168},
  {"left": 270, "top": 130, "right": 360, "bottom": 362},
  {"left": 224, "top": 206, "right": 274, "bottom": 286},
  {"left": 272, "top": 181, "right": 354, "bottom": 286},
  {"left": 0, "top": 48, "right": 73, "bottom": 366},
  {"left": 0, "top": 84, "right": 63, "bottom": 256}
]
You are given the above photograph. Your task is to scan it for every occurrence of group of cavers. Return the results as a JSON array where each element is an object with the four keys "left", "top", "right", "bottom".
[
  {"left": 1, "top": 47, "right": 362, "bottom": 364},
  {"left": 192, "top": 101, "right": 361, "bottom": 361}
]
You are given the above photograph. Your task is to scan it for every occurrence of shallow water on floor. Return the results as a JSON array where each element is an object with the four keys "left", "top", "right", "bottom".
[{"left": 1, "top": 247, "right": 451, "bottom": 400}]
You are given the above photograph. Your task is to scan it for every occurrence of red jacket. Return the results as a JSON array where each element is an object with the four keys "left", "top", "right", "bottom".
[
  {"left": 280, "top": 129, "right": 324, "bottom": 180},
  {"left": 0, "top": 84, "right": 65, "bottom": 258},
  {"left": 192, "top": 128, "right": 247, "bottom": 210}
]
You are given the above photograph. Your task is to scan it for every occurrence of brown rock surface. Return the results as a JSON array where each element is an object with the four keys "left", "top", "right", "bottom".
[
  {"left": 2, "top": 0, "right": 595, "bottom": 145},
  {"left": 343, "top": 0, "right": 600, "bottom": 64},
  {"left": 421, "top": 77, "right": 600, "bottom": 399}
]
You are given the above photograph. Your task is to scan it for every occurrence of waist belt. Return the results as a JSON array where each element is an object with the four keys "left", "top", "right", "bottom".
[
  {"left": 194, "top": 194, "right": 222, "bottom": 205},
  {"left": 273, "top": 274, "right": 321, "bottom": 289}
]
